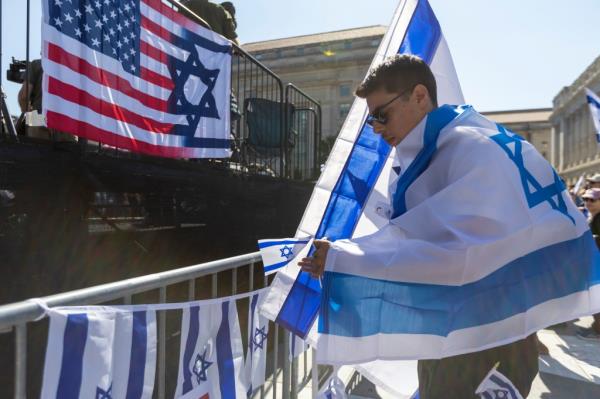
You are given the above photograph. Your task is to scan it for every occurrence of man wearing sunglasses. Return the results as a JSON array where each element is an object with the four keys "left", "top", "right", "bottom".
[{"left": 296, "top": 53, "right": 595, "bottom": 398}]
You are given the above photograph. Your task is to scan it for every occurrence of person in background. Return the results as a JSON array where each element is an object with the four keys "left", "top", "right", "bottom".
[
  {"left": 18, "top": 59, "right": 43, "bottom": 115},
  {"left": 220, "top": 2, "right": 237, "bottom": 31},
  {"left": 578, "top": 187, "right": 600, "bottom": 339},
  {"left": 17, "top": 59, "right": 74, "bottom": 142},
  {"left": 181, "top": 0, "right": 238, "bottom": 44},
  {"left": 586, "top": 173, "right": 600, "bottom": 190}
]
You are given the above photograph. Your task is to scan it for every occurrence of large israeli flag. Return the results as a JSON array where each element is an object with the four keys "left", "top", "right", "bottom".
[
  {"left": 174, "top": 300, "right": 247, "bottom": 399},
  {"left": 317, "top": 106, "right": 600, "bottom": 364},
  {"left": 586, "top": 88, "right": 600, "bottom": 145},
  {"left": 260, "top": 0, "right": 464, "bottom": 339},
  {"left": 40, "top": 307, "right": 156, "bottom": 399}
]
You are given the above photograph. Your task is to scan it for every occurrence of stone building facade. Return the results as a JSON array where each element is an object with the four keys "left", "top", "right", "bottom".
[
  {"left": 243, "top": 26, "right": 386, "bottom": 138},
  {"left": 550, "top": 56, "right": 600, "bottom": 182},
  {"left": 482, "top": 109, "right": 553, "bottom": 163},
  {"left": 242, "top": 26, "right": 557, "bottom": 163}
]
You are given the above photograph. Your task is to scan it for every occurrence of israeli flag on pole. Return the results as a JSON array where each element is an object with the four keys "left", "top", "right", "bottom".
[
  {"left": 257, "top": 238, "right": 312, "bottom": 275},
  {"left": 40, "top": 307, "right": 156, "bottom": 399},
  {"left": 260, "top": 0, "right": 463, "bottom": 338},
  {"left": 586, "top": 88, "right": 600, "bottom": 145},
  {"left": 260, "top": 0, "right": 462, "bottom": 395},
  {"left": 475, "top": 366, "right": 524, "bottom": 399},
  {"left": 174, "top": 300, "right": 247, "bottom": 399},
  {"left": 244, "top": 291, "right": 269, "bottom": 395}
]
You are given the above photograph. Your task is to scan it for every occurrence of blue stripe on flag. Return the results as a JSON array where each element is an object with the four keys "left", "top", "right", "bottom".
[
  {"left": 182, "top": 306, "right": 200, "bottom": 395},
  {"left": 264, "top": 259, "right": 292, "bottom": 273},
  {"left": 320, "top": 231, "right": 600, "bottom": 337},
  {"left": 275, "top": 0, "right": 443, "bottom": 337},
  {"left": 126, "top": 311, "right": 148, "bottom": 399},
  {"left": 56, "top": 313, "right": 88, "bottom": 399},
  {"left": 392, "top": 105, "right": 467, "bottom": 217},
  {"left": 588, "top": 94, "right": 600, "bottom": 108},
  {"left": 398, "top": 0, "right": 441, "bottom": 64},
  {"left": 258, "top": 240, "right": 310, "bottom": 249},
  {"left": 216, "top": 302, "right": 236, "bottom": 398},
  {"left": 247, "top": 294, "right": 259, "bottom": 396}
]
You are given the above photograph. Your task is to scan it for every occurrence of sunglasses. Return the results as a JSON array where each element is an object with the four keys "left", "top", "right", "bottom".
[
  {"left": 366, "top": 88, "right": 413, "bottom": 126},
  {"left": 584, "top": 198, "right": 598, "bottom": 203}
]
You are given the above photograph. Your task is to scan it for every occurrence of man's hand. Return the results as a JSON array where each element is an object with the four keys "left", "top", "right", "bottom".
[{"left": 298, "top": 239, "right": 331, "bottom": 278}]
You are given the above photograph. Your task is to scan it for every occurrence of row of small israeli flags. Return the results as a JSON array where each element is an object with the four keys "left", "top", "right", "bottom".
[{"left": 38, "top": 288, "right": 308, "bottom": 399}]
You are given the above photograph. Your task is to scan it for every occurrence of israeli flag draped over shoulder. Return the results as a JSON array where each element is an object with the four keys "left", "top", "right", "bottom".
[
  {"left": 261, "top": 0, "right": 600, "bottom": 389},
  {"left": 41, "top": 307, "right": 156, "bottom": 399}
]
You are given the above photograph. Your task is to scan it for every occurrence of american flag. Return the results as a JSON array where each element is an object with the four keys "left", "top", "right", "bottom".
[{"left": 42, "top": 0, "right": 232, "bottom": 158}]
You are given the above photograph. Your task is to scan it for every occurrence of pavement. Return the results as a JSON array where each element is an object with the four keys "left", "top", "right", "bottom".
[{"left": 292, "top": 316, "right": 600, "bottom": 398}]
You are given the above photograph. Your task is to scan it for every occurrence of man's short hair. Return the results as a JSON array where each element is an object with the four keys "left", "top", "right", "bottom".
[{"left": 355, "top": 54, "right": 438, "bottom": 107}]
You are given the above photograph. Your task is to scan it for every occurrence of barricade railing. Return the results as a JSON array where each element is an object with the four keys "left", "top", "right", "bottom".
[
  {"left": 0, "top": 252, "right": 323, "bottom": 399},
  {"left": 285, "top": 84, "right": 322, "bottom": 180}
]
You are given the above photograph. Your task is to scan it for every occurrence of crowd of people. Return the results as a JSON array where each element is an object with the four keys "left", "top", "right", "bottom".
[{"left": 570, "top": 174, "right": 600, "bottom": 339}]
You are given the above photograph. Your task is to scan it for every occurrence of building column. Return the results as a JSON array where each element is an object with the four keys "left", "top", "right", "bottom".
[
  {"left": 559, "top": 119, "right": 566, "bottom": 172},
  {"left": 550, "top": 125, "right": 558, "bottom": 169}
]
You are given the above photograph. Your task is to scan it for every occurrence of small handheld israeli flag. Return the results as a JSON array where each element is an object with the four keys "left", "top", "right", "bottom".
[
  {"left": 316, "top": 368, "right": 348, "bottom": 399},
  {"left": 257, "top": 237, "right": 312, "bottom": 275},
  {"left": 475, "top": 365, "right": 523, "bottom": 399},
  {"left": 585, "top": 88, "right": 600, "bottom": 145}
]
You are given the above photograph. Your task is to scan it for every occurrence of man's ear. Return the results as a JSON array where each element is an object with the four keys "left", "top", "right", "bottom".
[{"left": 412, "top": 84, "right": 429, "bottom": 104}]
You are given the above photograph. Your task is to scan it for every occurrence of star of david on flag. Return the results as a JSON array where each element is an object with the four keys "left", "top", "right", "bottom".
[
  {"left": 96, "top": 384, "right": 112, "bottom": 399},
  {"left": 257, "top": 237, "right": 312, "bottom": 275},
  {"left": 42, "top": 0, "right": 232, "bottom": 158},
  {"left": 475, "top": 366, "right": 524, "bottom": 399},
  {"left": 192, "top": 349, "right": 213, "bottom": 383},
  {"left": 175, "top": 300, "right": 246, "bottom": 399}
]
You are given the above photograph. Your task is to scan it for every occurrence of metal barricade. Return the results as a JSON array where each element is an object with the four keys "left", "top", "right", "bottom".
[
  {"left": 285, "top": 84, "right": 322, "bottom": 181},
  {"left": 0, "top": 252, "right": 324, "bottom": 399}
]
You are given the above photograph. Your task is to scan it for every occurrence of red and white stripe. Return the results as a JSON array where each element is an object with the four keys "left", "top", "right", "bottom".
[{"left": 42, "top": 0, "right": 231, "bottom": 158}]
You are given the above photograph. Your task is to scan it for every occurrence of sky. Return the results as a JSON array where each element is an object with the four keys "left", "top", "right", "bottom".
[{"left": 1, "top": 0, "right": 599, "bottom": 114}]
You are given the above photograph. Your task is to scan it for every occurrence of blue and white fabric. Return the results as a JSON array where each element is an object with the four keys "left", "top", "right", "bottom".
[
  {"left": 259, "top": 0, "right": 462, "bottom": 396},
  {"left": 316, "top": 368, "right": 348, "bottom": 399},
  {"left": 289, "top": 331, "right": 309, "bottom": 360},
  {"left": 475, "top": 366, "right": 523, "bottom": 399},
  {"left": 318, "top": 105, "right": 600, "bottom": 364},
  {"left": 257, "top": 237, "right": 312, "bottom": 275},
  {"left": 40, "top": 307, "right": 156, "bottom": 399},
  {"left": 260, "top": 0, "right": 463, "bottom": 338},
  {"left": 174, "top": 300, "right": 246, "bottom": 399},
  {"left": 586, "top": 88, "right": 600, "bottom": 145},
  {"left": 244, "top": 291, "right": 269, "bottom": 396}
]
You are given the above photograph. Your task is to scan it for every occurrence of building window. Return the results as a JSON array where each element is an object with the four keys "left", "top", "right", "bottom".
[
  {"left": 255, "top": 54, "right": 264, "bottom": 60},
  {"left": 339, "top": 103, "right": 351, "bottom": 119},
  {"left": 275, "top": 49, "right": 283, "bottom": 59},
  {"left": 339, "top": 84, "right": 352, "bottom": 98},
  {"left": 344, "top": 40, "right": 352, "bottom": 50},
  {"left": 296, "top": 47, "right": 304, "bottom": 56}
]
